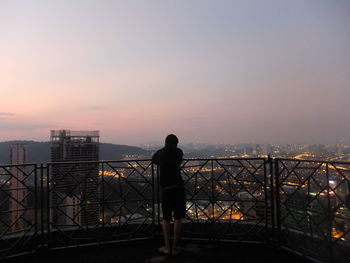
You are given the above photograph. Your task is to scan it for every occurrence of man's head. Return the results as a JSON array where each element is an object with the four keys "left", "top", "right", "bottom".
[{"left": 165, "top": 134, "right": 179, "bottom": 147}]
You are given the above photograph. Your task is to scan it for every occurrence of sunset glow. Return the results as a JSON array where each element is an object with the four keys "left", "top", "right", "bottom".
[{"left": 1, "top": 1, "right": 349, "bottom": 145}]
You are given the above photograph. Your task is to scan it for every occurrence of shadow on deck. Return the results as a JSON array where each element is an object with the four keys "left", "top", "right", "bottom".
[{"left": 11, "top": 240, "right": 313, "bottom": 263}]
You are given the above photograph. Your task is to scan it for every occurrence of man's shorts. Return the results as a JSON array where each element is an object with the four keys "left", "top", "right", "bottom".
[{"left": 161, "top": 186, "right": 186, "bottom": 221}]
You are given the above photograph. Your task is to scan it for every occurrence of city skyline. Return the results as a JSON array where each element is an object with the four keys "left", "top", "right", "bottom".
[{"left": 1, "top": 1, "right": 350, "bottom": 145}]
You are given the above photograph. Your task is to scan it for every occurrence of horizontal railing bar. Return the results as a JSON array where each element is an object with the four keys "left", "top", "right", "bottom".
[
  {"left": 2, "top": 158, "right": 349, "bottom": 167},
  {"left": 274, "top": 158, "right": 350, "bottom": 165},
  {"left": 1, "top": 158, "right": 269, "bottom": 167},
  {"left": 0, "top": 163, "right": 38, "bottom": 167},
  {"left": 46, "top": 159, "right": 153, "bottom": 165}
]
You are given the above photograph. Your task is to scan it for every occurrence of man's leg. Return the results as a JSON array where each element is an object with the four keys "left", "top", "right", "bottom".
[
  {"left": 160, "top": 189, "right": 172, "bottom": 254},
  {"left": 159, "top": 220, "right": 171, "bottom": 254},
  {"left": 172, "top": 187, "right": 186, "bottom": 255},
  {"left": 172, "top": 218, "right": 182, "bottom": 255}
]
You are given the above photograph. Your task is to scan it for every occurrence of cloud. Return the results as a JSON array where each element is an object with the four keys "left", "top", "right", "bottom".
[
  {"left": 0, "top": 112, "right": 15, "bottom": 116},
  {"left": 82, "top": 105, "right": 110, "bottom": 111},
  {"left": 0, "top": 112, "right": 15, "bottom": 121},
  {"left": 0, "top": 120, "right": 56, "bottom": 131}
]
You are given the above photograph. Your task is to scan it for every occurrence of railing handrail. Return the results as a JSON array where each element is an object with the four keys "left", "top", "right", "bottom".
[
  {"left": 274, "top": 157, "right": 350, "bottom": 165},
  {"left": 3, "top": 156, "right": 350, "bottom": 167}
]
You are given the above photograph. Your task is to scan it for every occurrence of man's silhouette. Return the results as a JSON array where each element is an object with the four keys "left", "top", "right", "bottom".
[{"left": 152, "top": 134, "right": 185, "bottom": 256}]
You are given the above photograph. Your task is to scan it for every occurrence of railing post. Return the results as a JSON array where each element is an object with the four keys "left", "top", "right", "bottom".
[
  {"left": 156, "top": 164, "right": 161, "bottom": 236},
  {"left": 307, "top": 174, "right": 313, "bottom": 241},
  {"left": 36, "top": 163, "right": 49, "bottom": 255},
  {"left": 101, "top": 162, "right": 105, "bottom": 234},
  {"left": 39, "top": 164, "right": 43, "bottom": 245},
  {"left": 274, "top": 158, "right": 282, "bottom": 246},
  {"left": 39, "top": 164, "right": 44, "bottom": 249},
  {"left": 151, "top": 162, "right": 156, "bottom": 238},
  {"left": 266, "top": 156, "right": 275, "bottom": 244},
  {"left": 34, "top": 164, "right": 38, "bottom": 252},
  {"left": 211, "top": 159, "right": 215, "bottom": 240},
  {"left": 326, "top": 163, "right": 334, "bottom": 263},
  {"left": 46, "top": 164, "right": 51, "bottom": 250}
]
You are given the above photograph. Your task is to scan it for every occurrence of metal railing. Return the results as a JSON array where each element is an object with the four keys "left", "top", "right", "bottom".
[
  {"left": 0, "top": 163, "right": 38, "bottom": 259},
  {"left": 0, "top": 158, "right": 349, "bottom": 262},
  {"left": 179, "top": 158, "right": 271, "bottom": 243},
  {"left": 275, "top": 158, "right": 350, "bottom": 263}
]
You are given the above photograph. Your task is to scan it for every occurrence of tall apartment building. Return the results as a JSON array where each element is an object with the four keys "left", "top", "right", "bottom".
[
  {"left": 50, "top": 130, "right": 99, "bottom": 226},
  {"left": 10, "top": 144, "right": 27, "bottom": 232}
]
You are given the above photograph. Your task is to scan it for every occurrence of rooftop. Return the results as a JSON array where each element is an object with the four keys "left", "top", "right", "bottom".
[{"left": 1, "top": 157, "right": 349, "bottom": 263}]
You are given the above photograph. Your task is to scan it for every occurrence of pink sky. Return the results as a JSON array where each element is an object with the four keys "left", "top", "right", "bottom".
[{"left": 1, "top": 1, "right": 350, "bottom": 145}]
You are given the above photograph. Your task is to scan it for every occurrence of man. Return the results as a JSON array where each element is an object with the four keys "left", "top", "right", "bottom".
[{"left": 152, "top": 134, "right": 185, "bottom": 256}]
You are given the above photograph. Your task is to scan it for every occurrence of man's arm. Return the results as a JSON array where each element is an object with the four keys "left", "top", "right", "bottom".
[
  {"left": 152, "top": 150, "right": 160, "bottom": 165},
  {"left": 178, "top": 149, "right": 183, "bottom": 165}
]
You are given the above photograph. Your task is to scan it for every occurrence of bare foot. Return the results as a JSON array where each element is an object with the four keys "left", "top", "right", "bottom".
[
  {"left": 171, "top": 246, "right": 183, "bottom": 256},
  {"left": 158, "top": 246, "right": 170, "bottom": 255}
]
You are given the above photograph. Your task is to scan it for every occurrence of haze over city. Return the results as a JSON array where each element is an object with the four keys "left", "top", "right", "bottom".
[{"left": 1, "top": 0, "right": 350, "bottom": 145}]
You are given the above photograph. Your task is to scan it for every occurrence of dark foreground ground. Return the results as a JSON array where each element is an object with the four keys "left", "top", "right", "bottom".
[{"left": 9, "top": 240, "right": 313, "bottom": 263}]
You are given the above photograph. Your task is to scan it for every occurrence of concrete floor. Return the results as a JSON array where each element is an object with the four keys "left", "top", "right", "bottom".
[{"left": 10, "top": 240, "right": 313, "bottom": 263}]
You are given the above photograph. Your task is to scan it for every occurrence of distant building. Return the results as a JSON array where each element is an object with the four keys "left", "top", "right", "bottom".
[
  {"left": 50, "top": 130, "right": 100, "bottom": 226},
  {"left": 336, "top": 144, "right": 343, "bottom": 156},
  {"left": 56, "top": 192, "right": 82, "bottom": 226},
  {"left": 10, "top": 144, "right": 27, "bottom": 232},
  {"left": 262, "top": 144, "right": 274, "bottom": 155}
]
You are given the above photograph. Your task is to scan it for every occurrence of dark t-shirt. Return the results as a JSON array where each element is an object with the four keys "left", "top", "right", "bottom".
[{"left": 152, "top": 146, "right": 183, "bottom": 187}]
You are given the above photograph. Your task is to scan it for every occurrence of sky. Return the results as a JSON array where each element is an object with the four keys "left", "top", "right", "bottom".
[{"left": 0, "top": 0, "right": 350, "bottom": 145}]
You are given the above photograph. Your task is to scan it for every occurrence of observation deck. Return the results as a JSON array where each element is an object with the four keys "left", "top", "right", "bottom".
[{"left": 1, "top": 158, "right": 349, "bottom": 262}]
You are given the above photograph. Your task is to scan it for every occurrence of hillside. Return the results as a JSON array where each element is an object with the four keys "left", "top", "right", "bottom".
[{"left": 0, "top": 141, "right": 150, "bottom": 164}]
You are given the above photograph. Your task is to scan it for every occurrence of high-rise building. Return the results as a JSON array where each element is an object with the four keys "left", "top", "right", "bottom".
[
  {"left": 50, "top": 130, "right": 100, "bottom": 226},
  {"left": 10, "top": 144, "right": 27, "bottom": 232}
]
